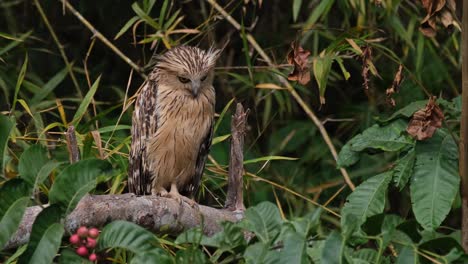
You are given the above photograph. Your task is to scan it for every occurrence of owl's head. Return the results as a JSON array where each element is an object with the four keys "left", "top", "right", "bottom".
[{"left": 154, "top": 46, "right": 221, "bottom": 97}]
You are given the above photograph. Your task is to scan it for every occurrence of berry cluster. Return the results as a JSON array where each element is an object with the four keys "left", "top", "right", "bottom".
[{"left": 69, "top": 226, "right": 100, "bottom": 262}]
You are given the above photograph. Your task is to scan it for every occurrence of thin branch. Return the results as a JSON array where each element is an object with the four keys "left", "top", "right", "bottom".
[
  {"left": 206, "top": 0, "right": 355, "bottom": 191},
  {"left": 33, "top": 0, "right": 82, "bottom": 99},
  {"left": 58, "top": 0, "right": 146, "bottom": 78}
]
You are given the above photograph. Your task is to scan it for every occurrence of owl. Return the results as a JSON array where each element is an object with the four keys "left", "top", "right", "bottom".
[{"left": 128, "top": 46, "right": 220, "bottom": 204}]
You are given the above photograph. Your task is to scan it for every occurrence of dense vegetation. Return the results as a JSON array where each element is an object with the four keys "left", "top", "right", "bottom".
[{"left": 0, "top": 0, "right": 465, "bottom": 263}]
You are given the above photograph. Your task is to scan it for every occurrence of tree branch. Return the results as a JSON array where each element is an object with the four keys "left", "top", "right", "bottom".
[
  {"left": 225, "top": 103, "right": 249, "bottom": 212},
  {"left": 6, "top": 194, "right": 242, "bottom": 249}
]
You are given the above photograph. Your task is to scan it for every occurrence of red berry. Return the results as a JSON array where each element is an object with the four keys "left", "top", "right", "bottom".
[
  {"left": 69, "top": 234, "right": 81, "bottom": 245},
  {"left": 86, "top": 237, "right": 97, "bottom": 249},
  {"left": 77, "top": 226, "right": 88, "bottom": 238},
  {"left": 76, "top": 246, "right": 89, "bottom": 257},
  {"left": 88, "top": 228, "right": 99, "bottom": 238},
  {"left": 88, "top": 253, "right": 98, "bottom": 261}
]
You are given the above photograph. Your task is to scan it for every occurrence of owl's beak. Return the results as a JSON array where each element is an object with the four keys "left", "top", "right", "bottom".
[{"left": 191, "top": 80, "right": 201, "bottom": 97}]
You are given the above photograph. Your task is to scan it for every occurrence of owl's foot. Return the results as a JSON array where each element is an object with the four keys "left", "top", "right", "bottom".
[
  {"left": 164, "top": 183, "right": 198, "bottom": 208},
  {"left": 152, "top": 187, "right": 168, "bottom": 197}
]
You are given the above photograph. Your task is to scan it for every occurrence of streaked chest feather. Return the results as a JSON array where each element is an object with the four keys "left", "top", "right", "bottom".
[{"left": 147, "top": 85, "right": 214, "bottom": 188}]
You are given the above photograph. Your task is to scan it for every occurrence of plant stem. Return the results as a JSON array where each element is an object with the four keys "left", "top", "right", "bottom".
[{"left": 460, "top": 0, "right": 468, "bottom": 253}]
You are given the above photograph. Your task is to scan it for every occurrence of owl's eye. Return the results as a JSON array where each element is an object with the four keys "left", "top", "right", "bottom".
[
  {"left": 178, "top": 76, "right": 190, "bottom": 83},
  {"left": 200, "top": 75, "right": 207, "bottom": 81}
]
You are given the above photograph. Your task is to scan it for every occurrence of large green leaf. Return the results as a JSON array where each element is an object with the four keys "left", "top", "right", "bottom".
[
  {"left": 321, "top": 231, "right": 345, "bottom": 264},
  {"left": 243, "top": 242, "right": 279, "bottom": 264},
  {"left": 349, "top": 120, "right": 414, "bottom": 152},
  {"left": 396, "top": 246, "right": 418, "bottom": 264},
  {"left": 392, "top": 150, "right": 415, "bottom": 190},
  {"left": 337, "top": 120, "right": 414, "bottom": 168},
  {"left": 97, "top": 220, "right": 158, "bottom": 253},
  {"left": 341, "top": 172, "right": 392, "bottom": 231},
  {"left": 0, "top": 115, "right": 15, "bottom": 176},
  {"left": 18, "top": 144, "right": 49, "bottom": 187},
  {"left": 49, "top": 159, "right": 111, "bottom": 214},
  {"left": 240, "top": 202, "right": 283, "bottom": 243},
  {"left": 0, "top": 179, "right": 30, "bottom": 248},
  {"left": 410, "top": 129, "right": 459, "bottom": 230},
  {"left": 19, "top": 205, "right": 64, "bottom": 264},
  {"left": 279, "top": 230, "right": 308, "bottom": 264}
]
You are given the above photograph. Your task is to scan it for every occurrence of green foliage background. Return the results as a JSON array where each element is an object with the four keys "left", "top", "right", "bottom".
[{"left": 0, "top": 0, "right": 465, "bottom": 263}]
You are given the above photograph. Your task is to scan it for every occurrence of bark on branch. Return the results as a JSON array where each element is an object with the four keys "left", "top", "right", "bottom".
[
  {"left": 225, "top": 103, "right": 248, "bottom": 212},
  {"left": 6, "top": 194, "right": 243, "bottom": 249}
]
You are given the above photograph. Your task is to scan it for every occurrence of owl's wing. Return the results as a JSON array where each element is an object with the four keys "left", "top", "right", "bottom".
[
  {"left": 183, "top": 120, "right": 214, "bottom": 198},
  {"left": 128, "top": 80, "right": 158, "bottom": 195}
]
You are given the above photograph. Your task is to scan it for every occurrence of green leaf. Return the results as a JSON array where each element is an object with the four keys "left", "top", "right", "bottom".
[
  {"left": 321, "top": 231, "right": 345, "bottom": 264},
  {"left": 337, "top": 141, "right": 360, "bottom": 168},
  {"left": 341, "top": 172, "right": 392, "bottom": 231},
  {"left": 31, "top": 66, "right": 69, "bottom": 104},
  {"left": 97, "top": 220, "right": 158, "bottom": 253},
  {"left": 0, "top": 30, "right": 32, "bottom": 57},
  {"left": 131, "top": 2, "right": 160, "bottom": 29},
  {"left": 313, "top": 52, "right": 333, "bottom": 103},
  {"left": 279, "top": 230, "right": 308, "bottom": 264},
  {"left": 305, "top": 0, "right": 335, "bottom": 26},
  {"left": 396, "top": 246, "right": 418, "bottom": 264},
  {"left": 175, "top": 247, "right": 208, "bottom": 264},
  {"left": 4, "top": 245, "right": 27, "bottom": 264},
  {"left": 214, "top": 98, "right": 234, "bottom": 134},
  {"left": 241, "top": 202, "right": 283, "bottom": 243},
  {"left": 243, "top": 156, "right": 298, "bottom": 164},
  {"left": 244, "top": 242, "right": 279, "bottom": 264},
  {"left": 410, "top": 129, "right": 459, "bottom": 230},
  {"left": 392, "top": 150, "right": 415, "bottom": 190},
  {"left": 49, "top": 159, "right": 111, "bottom": 214},
  {"left": 349, "top": 120, "right": 414, "bottom": 152},
  {"left": 12, "top": 53, "right": 28, "bottom": 113},
  {"left": 71, "top": 76, "right": 101, "bottom": 126},
  {"left": 0, "top": 115, "right": 15, "bottom": 176},
  {"left": 18, "top": 144, "right": 49, "bottom": 186},
  {"left": 114, "top": 16, "right": 139, "bottom": 40},
  {"left": 292, "top": 0, "right": 302, "bottom": 22},
  {"left": 0, "top": 179, "right": 30, "bottom": 248},
  {"left": 58, "top": 249, "right": 92, "bottom": 264},
  {"left": 381, "top": 100, "right": 426, "bottom": 122},
  {"left": 19, "top": 205, "right": 64, "bottom": 264},
  {"left": 130, "top": 248, "right": 173, "bottom": 264}
]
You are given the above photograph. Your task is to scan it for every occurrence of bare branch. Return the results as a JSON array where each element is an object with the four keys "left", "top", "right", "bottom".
[
  {"left": 225, "top": 103, "right": 249, "bottom": 212},
  {"left": 65, "top": 125, "right": 80, "bottom": 163}
]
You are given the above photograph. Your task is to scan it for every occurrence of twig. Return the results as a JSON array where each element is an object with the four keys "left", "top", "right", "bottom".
[
  {"left": 225, "top": 103, "right": 248, "bottom": 212},
  {"left": 33, "top": 0, "right": 82, "bottom": 99},
  {"left": 58, "top": 0, "right": 146, "bottom": 78},
  {"left": 5, "top": 194, "right": 240, "bottom": 250},
  {"left": 460, "top": 0, "right": 468, "bottom": 253},
  {"left": 206, "top": 0, "right": 355, "bottom": 191},
  {"left": 65, "top": 125, "right": 80, "bottom": 163}
]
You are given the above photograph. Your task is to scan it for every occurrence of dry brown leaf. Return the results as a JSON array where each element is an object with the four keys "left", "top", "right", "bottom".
[
  {"left": 386, "top": 64, "right": 404, "bottom": 107},
  {"left": 361, "top": 46, "right": 372, "bottom": 90},
  {"left": 419, "top": 0, "right": 459, "bottom": 37},
  {"left": 406, "top": 96, "right": 444, "bottom": 140},
  {"left": 287, "top": 41, "right": 311, "bottom": 85}
]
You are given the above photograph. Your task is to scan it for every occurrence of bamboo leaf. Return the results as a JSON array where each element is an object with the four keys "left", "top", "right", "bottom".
[{"left": 71, "top": 75, "right": 101, "bottom": 126}]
